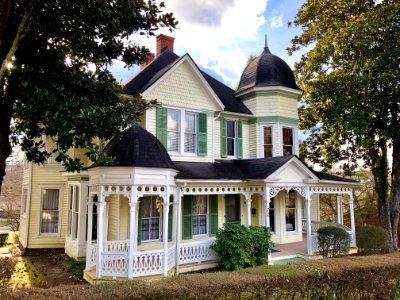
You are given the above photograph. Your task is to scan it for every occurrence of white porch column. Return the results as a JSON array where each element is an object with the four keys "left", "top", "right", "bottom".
[
  {"left": 96, "top": 198, "right": 106, "bottom": 278},
  {"left": 336, "top": 195, "right": 342, "bottom": 225},
  {"left": 305, "top": 190, "right": 313, "bottom": 255},
  {"left": 264, "top": 187, "right": 270, "bottom": 228},
  {"left": 162, "top": 197, "right": 170, "bottom": 276},
  {"left": 174, "top": 190, "right": 182, "bottom": 274},
  {"left": 349, "top": 195, "right": 356, "bottom": 246},
  {"left": 85, "top": 199, "right": 94, "bottom": 271},
  {"left": 127, "top": 193, "right": 137, "bottom": 280},
  {"left": 245, "top": 193, "right": 252, "bottom": 227}
]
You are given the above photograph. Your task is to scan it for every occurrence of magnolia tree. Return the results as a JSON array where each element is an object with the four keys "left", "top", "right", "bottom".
[
  {"left": 289, "top": 0, "right": 399, "bottom": 251},
  {"left": 0, "top": 0, "right": 177, "bottom": 193}
]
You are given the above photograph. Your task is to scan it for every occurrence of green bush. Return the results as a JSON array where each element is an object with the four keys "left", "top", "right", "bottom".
[
  {"left": 317, "top": 226, "right": 350, "bottom": 258},
  {"left": 357, "top": 225, "right": 388, "bottom": 255},
  {"left": 0, "top": 233, "right": 8, "bottom": 247},
  {"left": 212, "top": 223, "right": 273, "bottom": 271}
]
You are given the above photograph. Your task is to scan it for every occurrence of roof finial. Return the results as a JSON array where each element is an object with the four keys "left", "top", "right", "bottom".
[{"left": 265, "top": 34, "right": 268, "bottom": 48}]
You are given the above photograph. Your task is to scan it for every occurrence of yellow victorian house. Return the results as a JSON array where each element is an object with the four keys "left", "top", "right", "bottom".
[{"left": 19, "top": 35, "right": 358, "bottom": 282}]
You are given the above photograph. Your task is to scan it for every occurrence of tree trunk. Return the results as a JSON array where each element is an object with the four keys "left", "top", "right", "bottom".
[
  {"left": 390, "top": 138, "right": 400, "bottom": 251},
  {"left": 371, "top": 144, "right": 395, "bottom": 252}
]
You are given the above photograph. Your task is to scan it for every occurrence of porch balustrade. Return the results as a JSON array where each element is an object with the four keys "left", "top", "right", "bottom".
[{"left": 89, "top": 240, "right": 217, "bottom": 279}]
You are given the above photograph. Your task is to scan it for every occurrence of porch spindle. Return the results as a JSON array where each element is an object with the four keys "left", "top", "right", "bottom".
[
  {"left": 349, "top": 196, "right": 356, "bottom": 246},
  {"left": 128, "top": 197, "right": 137, "bottom": 279},
  {"left": 336, "top": 195, "right": 342, "bottom": 225},
  {"left": 96, "top": 200, "right": 106, "bottom": 278},
  {"left": 85, "top": 200, "right": 93, "bottom": 271},
  {"left": 162, "top": 199, "right": 170, "bottom": 276},
  {"left": 305, "top": 195, "right": 313, "bottom": 255},
  {"left": 245, "top": 194, "right": 252, "bottom": 227}
]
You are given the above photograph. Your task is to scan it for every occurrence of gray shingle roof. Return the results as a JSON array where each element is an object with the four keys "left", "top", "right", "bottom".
[{"left": 237, "top": 47, "right": 301, "bottom": 93}]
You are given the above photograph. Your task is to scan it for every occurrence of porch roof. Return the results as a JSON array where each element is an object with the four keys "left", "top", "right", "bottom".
[{"left": 175, "top": 156, "right": 358, "bottom": 183}]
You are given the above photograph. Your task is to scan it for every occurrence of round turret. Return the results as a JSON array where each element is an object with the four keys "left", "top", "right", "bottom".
[{"left": 237, "top": 47, "right": 301, "bottom": 93}]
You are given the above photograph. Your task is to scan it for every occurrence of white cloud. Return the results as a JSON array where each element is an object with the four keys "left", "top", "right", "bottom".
[
  {"left": 123, "top": 0, "right": 269, "bottom": 87},
  {"left": 269, "top": 15, "right": 283, "bottom": 28}
]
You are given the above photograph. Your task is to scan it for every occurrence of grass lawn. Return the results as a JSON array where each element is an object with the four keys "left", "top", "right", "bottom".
[{"left": 0, "top": 252, "right": 399, "bottom": 299}]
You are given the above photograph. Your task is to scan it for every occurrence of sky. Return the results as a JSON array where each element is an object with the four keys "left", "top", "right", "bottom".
[{"left": 108, "top": 0, "right": 306, "bottom": 89}]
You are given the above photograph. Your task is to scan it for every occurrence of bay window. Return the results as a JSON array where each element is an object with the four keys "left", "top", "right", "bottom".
[
  {"left": 140, "top": 196, "right": 161, "bottom": 242},
  {"left": 283, "top": 127, "right": 294, "bottom": 156},
  {"left": 263, "top": 127, "right": 273, "bottom": 158}
]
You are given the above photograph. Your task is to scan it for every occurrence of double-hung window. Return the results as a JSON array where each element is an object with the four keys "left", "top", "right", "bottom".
[
  {"left": 285, "top": 191, "right": 297, "bottom": 232},
  {"left": 40, "top": 188, "right": 61, "bottom": 235},
  {"left": 226, "top": 120, "right": 236, "bottom": 157},
  {"left": 283, "top": 127, "right": 294, "bottom": 156},
  {"left": 263, "top": 127, "right": 273, "bottom": 158},
  {"left": 140, "top": 196, "right": 161, "bottom": 242},
  {"left": 68, "top": 185, "right": 80, "bottom": 239},
  {"left": 192, "top": 196, "right": 207, "bottom": 236},
  {"left": 184, "top": 112, "right": 197, "bottom": 154},
  {"left": 167, "top": 109, "right": 180, "bottom": 152}
]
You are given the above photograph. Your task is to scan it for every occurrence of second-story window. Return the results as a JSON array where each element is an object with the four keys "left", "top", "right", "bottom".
[
  {"left": 227, "top": 120, "right": 236, "bottom": 157},
  {"left": 283, "top": 127, "right": 294, "bottom": 156},
  {"left": 167, "top": 109, "right": 180, "bottom": 152},
  {"left": 263, "top": 127, "right": 273, "bottom": 158},
  {"left": 184, "top": 112, "right": 196, "bottom": 153}
]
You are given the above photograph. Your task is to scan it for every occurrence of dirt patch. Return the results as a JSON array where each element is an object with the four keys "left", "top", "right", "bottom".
[{"left": 24, "top": 254, "right": 87, "bottom": 287}]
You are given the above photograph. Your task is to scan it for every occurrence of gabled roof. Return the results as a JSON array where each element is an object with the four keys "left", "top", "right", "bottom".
[
  {"left": 125, "top": 50, "right": 180, "bottom": 95},
  {"left": 124, "top": 50, "right": 252, "bottom": 115}
]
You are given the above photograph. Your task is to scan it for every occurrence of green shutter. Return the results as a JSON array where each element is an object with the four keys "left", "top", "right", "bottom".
[
  {"left": 197, "top": 113, "right": 208, "bottom": 156},
  {"left": 156, "top": 107, "right": 167, "bottom": 147},
  {"left": 237, "top": 120, "right": 243, "bottom": 159},
  {"left": 182, "top": 195, "right": 192, "bottom": 240},
  {"left": 168, "top": 196, "right": 173, "bottom": 242},
  {"left": 220, "top": 117, "right": 227, "bottom": 158},
  {"left": 209, "top": 195, "right": 218, "bottom": 236},
  {"left": 137, "top": 201, "right": 142, "bottom": 245}
]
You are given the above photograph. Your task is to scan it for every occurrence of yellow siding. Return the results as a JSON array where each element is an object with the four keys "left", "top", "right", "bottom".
[
  {"left": 243, "top": 91, "right": 298, "bottom": 119},
  {"left": 107, "top": 196, "right": 119, "bottom": 241},
  {"left": 311, "top": 194, "right": 320, "bottom": 222},
  {"left": 144, "top": 60, "right": 221, "bottom": 112},
  {"left": 120, "top": 197, "right": 130, "bottom": 240},
  {"left": 25, "top": 164, "right": 67, "bottom": 248}
]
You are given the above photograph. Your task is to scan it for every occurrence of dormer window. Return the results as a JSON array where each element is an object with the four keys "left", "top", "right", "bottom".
[
  {"left": 283, "top": 127, "right": 293, "bottom": 156},
  {"left": 263, "top": 127, "right": 273, "bottom": 158}
]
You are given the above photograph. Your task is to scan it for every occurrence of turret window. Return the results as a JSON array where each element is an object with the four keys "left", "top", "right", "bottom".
[
  {"left": 283, "top": 127, "right": 294, "bottom": 156},
  {"left": 263, "top": 127, "right": 273, "bottom": 158}
]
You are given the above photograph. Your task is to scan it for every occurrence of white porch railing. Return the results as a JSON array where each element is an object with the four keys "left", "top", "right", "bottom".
[
  {"left": 102, "top": 253, "right": 129, "bottom": 277},
  {"left": 132, "top": 249, "right": 164, "bottom": 276},
  {"left": 104, "top": 240, "right": 129, "bottom": 253},
  {"left": 89, "top": 243, "right": 97, "bottom": 269},
  {"left": 179, "top": 240, "right": 218, "bottom": 264},
  {"left": 90, "top": 240, "right": 217, "bottom": 279}
]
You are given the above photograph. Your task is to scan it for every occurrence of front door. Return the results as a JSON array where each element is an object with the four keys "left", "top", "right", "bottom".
[{"left": 225, "top": 195, "right": 241, "bottom": 224}]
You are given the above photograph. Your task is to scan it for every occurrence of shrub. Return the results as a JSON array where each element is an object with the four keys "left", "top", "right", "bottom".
[
  {"left": 0, "top": 233, "right": 8, "bottom": 247},
  {"left": 317, "top": 226, "right": 350, "bottom": 258},
  {"left": 212, "top": 223, "right": 273, "bottom": 271},
  {"left": 357, "top": 225, "right": 388, "bottom": 255}
]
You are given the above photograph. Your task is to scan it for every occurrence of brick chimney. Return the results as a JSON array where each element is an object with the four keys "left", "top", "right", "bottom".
[
  {"left": 141, "top": 52, "right": 155, "bottom": 70},
  {"left": 156, "top": 34, "right": 174, "bottom": 56}
]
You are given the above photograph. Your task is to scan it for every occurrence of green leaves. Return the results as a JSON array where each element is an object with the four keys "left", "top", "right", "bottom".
[{"left": 0, "top": 0, "right": 176, "bottom": 175}]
